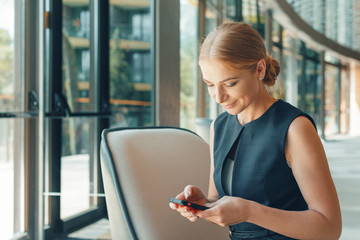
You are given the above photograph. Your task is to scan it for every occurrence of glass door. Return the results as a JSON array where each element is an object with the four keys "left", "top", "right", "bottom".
[
  {"left": 109, "top": 0, "right": 154, "bottom": 128},
  {"left": 0, "top": 0, "right": 26, "bottom": 239},
  {"left": 61, "top": 0, "right": 95, "bottom": 219},
  {"left": 324, "top": 63, "right": 340, "bottom": 136},
  {"left": 44, "top": 0, "right": 109, "bottom": 237}
]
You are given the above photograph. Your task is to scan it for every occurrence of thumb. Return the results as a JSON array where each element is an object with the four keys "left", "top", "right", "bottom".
[
  {"left": 184, "top": 185, "right": 196, "bottom": 199},
  {"left": 205, "top": 202, "right": 216, "bottom": 208},
  {"left": 197, "top": 205, "right": 216, "bottom": 219}
]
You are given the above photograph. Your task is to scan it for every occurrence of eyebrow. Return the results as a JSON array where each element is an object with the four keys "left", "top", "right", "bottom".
[{"left": 203, "top": 77, "right": 238, "bottom": 84}]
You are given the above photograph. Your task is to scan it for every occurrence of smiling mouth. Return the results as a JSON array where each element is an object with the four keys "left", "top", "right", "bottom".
[{"left": 223, "top": 100, "right": 237, "bottom": 109}]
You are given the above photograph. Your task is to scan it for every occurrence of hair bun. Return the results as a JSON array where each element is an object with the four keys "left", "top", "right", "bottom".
[{"left": 264, "top": 54, "right": 280, "bottom": 86}]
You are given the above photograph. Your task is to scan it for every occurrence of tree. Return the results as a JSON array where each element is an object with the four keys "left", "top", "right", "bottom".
[
  {"left": 109, "top": 28, "right": 133, "bottom": 100},
  {"left": 0, "top": 28, "right": 13, "bottom": 110},
  {"left": 62, "top": 32, "right": 80, "bottom": 155}
]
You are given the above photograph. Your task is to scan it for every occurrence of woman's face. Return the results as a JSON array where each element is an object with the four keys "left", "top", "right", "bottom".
[{"left": 199, "top": 60, "right": 263, "bottom": 115}]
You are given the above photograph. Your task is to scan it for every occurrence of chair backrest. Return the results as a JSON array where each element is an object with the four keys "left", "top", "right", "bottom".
[{"left": 100, "top": 127, "right": 228, "bottom": 240}]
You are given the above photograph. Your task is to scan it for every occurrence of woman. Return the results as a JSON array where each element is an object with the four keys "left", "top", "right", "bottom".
[{"left": 169, "top": 22, "right": 341, "bottom": 240}]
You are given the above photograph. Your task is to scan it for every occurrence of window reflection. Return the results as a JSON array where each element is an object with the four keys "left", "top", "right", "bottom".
[
  {"left": 63, "top": 0, "right": 91, "bottom": 112},
  {"left": 324, "top": 64, "right": 340, "bottom": 135},
  {"left": 61, "top": 0, "right": 94, "bottom": 219},
  {"left": 109, "top": 0, "right": 153, "bottom": 127}
]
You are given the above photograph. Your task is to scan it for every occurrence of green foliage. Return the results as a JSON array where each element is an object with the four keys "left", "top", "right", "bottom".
[
  {"left": 180, "top": 45, "right": 196, "bottom": 97},
  {"left": 109, "top": 28, "right": 134, "bottom": 100},
  {"left": 0, "top": 29, "right": 13, "bottom": 100},
  {"left": 180, "top": 39, "right": 196, "bottom": 129},
  {"left": 0, "top": 29, "right": 11, "bottom": 46},
  {"left": 62, "top": 32, "right": 79, "bottom": 110},
  {"left": 62, "top": 32, "right": 80, "bottom": 156}
]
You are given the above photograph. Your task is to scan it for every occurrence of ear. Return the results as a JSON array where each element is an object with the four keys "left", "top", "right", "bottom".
[{"left": 256, "top": 59, "right": 266, "bottom": 80}]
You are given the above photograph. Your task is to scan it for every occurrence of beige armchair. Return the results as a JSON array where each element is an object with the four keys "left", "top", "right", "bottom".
[{"left": 100, "top": 127, "right": 228, "bottom": 240}]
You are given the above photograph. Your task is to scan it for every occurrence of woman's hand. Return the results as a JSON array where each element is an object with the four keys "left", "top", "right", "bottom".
[
  {"left": 197, "top": 196, "right": 251, "bottom": 227},
  {"left": 169, "top": 185, "right": 208, "bottom": 222}
]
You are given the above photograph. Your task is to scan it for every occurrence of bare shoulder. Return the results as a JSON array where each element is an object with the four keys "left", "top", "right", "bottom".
[
  {"left": 288, "top": 115, "right": 316, "bottom": 135},
  {"left": 285, "top": 115, "right": 323, "bottom": 166},
  {"left": 287, "top": 115, "right": 319, "bottom": 146}
]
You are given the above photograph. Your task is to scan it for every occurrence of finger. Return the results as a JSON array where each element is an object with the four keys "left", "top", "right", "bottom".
[
  {"left": 189, "top": 216, "right": 199, "bottom": 222},
  {"left": 196, "top": 207, "right": 216, "bottom": 219},
  {"left": 176, "top": 205, "right": 189, "bottom": 213},
  {"left": 205, "top": 202, "right": 216, "bottom": 208},
  {"left": 184, "top": 185, "right": 197, "bottom": 199},
  {"left": 184, "top": 185, "right": 196, "bottom": 199},
  {"left": 175, "top": 191, "right": 186, "bottom": 200},
  {"left": 169, "top": 202, "right": 178, "bottom": 210},
  {"left": 181, "top": 210, "right": 196, "bottom": 218},
  {"left": 180, "top": 211, "right": 192, "bottom": 217}
]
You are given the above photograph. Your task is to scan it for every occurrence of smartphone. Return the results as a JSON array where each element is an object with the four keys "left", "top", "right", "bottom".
[{"left": 169, "top": 198, "right": 209, "bottom": 211}]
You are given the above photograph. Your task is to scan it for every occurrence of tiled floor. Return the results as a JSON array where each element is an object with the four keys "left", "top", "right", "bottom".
[{"left": 323, "top": 136, "right": 360, "bottom": 240}]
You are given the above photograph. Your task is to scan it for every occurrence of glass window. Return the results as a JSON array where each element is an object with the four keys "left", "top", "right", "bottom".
[
  {"left": 340, "top": 66, "right": 350, "bottom": 134},
  {"left": 225, "top": 0, "right": 241, "bottom": 22},
  {"left": 272, "top": 20, "right": 281, "bottom": 43},
  {"left": 282, "top": 29, "right": 295, "bottom": 49},
  {"left": 282, "top": 32, "right": 298, "bottom": 105},
  {"left": 324, "top": 63, "right": 340, "bottom": 136},
  {"left": 61, "top": 118, "right": 92, "bottom": 218},
  {"left": 283, "top": 49, "right": 292, "bottom": 101},
  {"left": 109, "top": 0, "right": 153, "bottom": 127},
  {"left": 180, "top": 0, "right": 198, "bottom": 130},
  {"left": 61, "top": 0, "right": 96, "bottom": 219},
  {"left": 242, "top": 0, "right": 265, "bottom": 36},
  {"left": 242, "top": 0, "right": 257, "bottom": 27},
  {"left": 295, "top": 42, "right": 322, "bottom": 127},
  {"left": 205, "top": 1, "right": 218, "bottom": 35},
  {"left": 304, "top": 60, "right": 322, "bottom": 127},
  {"left": 296, "top": 57, "right": 304, "bottom": 108},
  {"left": 63, "top": 0, "right": 91, "bottom": 112},
  {"left": 270, "top": 46, "right": 284, "bottom": 99},
  {"left": 205, "top": 0, "right": 220, "bottom": 120},
  {"left": 0, "top": 0, "right": 26, "bottom": 238}
]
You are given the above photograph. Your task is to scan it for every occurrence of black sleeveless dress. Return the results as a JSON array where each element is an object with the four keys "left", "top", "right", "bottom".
[{"left": 213, "top": 100, "right": 316, "bottom": 240}]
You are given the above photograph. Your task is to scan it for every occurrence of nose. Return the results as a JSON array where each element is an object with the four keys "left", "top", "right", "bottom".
[{"left": 215, "top": 87, "right": 226, "bottom": 104}]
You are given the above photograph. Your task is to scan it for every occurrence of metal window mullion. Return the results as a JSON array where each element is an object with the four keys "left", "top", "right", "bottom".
[
  {"left": 48, "top": 0, "right": 63, "bottom": 236},
  {"left": 26, "top": 0, "right": 46, "bottom": 239},
  {"left": 95, "top": 0, "right": 109, "bottom": 212}
]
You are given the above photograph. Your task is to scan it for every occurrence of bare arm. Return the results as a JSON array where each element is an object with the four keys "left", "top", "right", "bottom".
[{"left": 198, "top": 116, "right": 342, "bottom": 240}]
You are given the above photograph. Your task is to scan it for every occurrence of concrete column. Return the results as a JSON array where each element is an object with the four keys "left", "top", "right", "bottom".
[{"left": 155, "top": 0, "right": 180, "bottom": 126}]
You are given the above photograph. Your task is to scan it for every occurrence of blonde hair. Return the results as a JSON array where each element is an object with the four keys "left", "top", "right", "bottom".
[{"left": 199, "top": 22, "right": 280, "bottom": 86}]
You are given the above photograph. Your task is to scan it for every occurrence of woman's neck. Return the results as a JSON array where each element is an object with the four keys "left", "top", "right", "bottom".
[{"left": 237, "top": 94, "right": 276, "bottom": 125}]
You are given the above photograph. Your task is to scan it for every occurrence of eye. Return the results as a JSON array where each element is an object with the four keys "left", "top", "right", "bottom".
[{"left": 224, "top": 81, "right": 237, "bottom": 87}]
